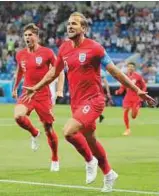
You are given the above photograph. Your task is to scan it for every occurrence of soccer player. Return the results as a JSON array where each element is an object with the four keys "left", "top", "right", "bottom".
[
  {"left": 115, "top": 62, "right": 147, "bottom": 136},
  {"left": 12, "top": 23, "right": 64, "bottom": 172},
  {"left": 99, "top": 69, "right": 113, "bottom": 123},
  {"left": 23, "top": 13, "right": 155, "bottom": 192}
]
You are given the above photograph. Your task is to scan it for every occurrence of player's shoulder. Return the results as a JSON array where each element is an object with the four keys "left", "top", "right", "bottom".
[
  {"left": 85, "top": 38, "right": 102, "bottom": 48},
  {"left": 134, "top": 72, "right": 145, "bottom": 81},
  {"left": 40, "top": 46, "right": 54, "bottom": 53},
  {"left": 86, "top": 38, "right": 105, "bottom": 55},
  {"left": 134, "top": 72, "right": 142, "bottom": 78},
  {"left": 39, "top": 46, "right": 56, "bottom": 58},
  {"left": 86, "top": 38, "right": 105, "bottom": 58},
  {"left": 60, "top": 40, "right": 71, "bottom": 49},
  {"left": 16, "top": 48, "right": 27, "bottom": 55},
  {"left": 16, "top": 48, "right": 27, "bottom": 59},
  {"left": 58, "top": 39, "right": 71, "bottom": 54}
]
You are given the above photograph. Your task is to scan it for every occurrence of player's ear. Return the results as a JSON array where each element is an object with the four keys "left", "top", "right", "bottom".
[{"left": 82, "top": 25, "right": 87, "bottom": 34}]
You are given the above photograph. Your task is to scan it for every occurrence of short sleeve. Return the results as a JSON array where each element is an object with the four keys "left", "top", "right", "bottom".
[
  {"left": 94, "top": 43, "right": 105, "bottom": 58},
  {"left": 48, "top": 49, "right": 57, "bottom": 67},
  {"left": 54, "top": 44, "right": 65, "bottom": 72},
  {"left": 15, "top": 52, "right": 20, "bottom": 64},
  {"left": 15, "top": 51, "right": 22, "bottom": 69}
]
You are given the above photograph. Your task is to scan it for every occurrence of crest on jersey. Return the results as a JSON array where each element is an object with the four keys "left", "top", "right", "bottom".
[
  {"left": 79, "top": 53, "right": 86, "bottom": 63},
  {"left": 35, "top": 56, "right": 42, "bottom": 65}
]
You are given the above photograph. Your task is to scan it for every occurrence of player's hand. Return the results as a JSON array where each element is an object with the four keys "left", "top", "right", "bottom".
[
  {"left": 22, "top": 86, "right": 36, "bottom": 102},
  {"left": 12, "top": 89, "right": 18, "bottom": 99},
  {"left": 115, "top": 90, "right": 119, "bottom": 95},
  {"left": 137, "top": 90, "right": 156, "bottom": 107},
  {"left": 56, "top": 91, "right": 63, "bottom": 98}
]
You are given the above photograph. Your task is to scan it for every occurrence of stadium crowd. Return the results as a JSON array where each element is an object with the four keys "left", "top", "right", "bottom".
[{"left": 0, "top": 1, "right": 159, "bottom": 83}]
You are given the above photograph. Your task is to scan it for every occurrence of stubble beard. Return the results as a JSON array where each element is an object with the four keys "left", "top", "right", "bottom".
[{"left": 68, "top": 32, "right": 81, "bottom": 40}]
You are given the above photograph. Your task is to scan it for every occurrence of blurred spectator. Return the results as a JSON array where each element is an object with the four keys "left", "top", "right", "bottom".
[{"left": 0, "top": 1, "right": 158, "bottom": 84}]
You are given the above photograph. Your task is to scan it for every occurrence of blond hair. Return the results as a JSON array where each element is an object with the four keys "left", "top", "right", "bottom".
[
  {"left": 70, "top": 12, "right": 88, "bottom": 30},
  {"left": 23, "top": 23, "right": 39, "bottom": 35}
]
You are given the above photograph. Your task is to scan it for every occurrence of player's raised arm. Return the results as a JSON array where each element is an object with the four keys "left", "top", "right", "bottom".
[
  {"left": 100, "top": 52, "right": 156, "bottom": 106},
  {"left": 115, "top": 84, "right": 126, "bottom": 95}
]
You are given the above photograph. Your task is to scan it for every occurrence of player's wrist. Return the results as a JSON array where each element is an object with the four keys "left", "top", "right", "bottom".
[
  {"left": 136, "top": 88, "right": 142, "bottom": 95},
  {"left": 33, "top": 85, "right": 38, "bottom": 92}
]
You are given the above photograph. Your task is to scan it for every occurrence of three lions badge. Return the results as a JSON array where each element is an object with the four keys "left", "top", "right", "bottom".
[
  {"left": 79, "top": 53, "right": 86, "bottom": 63},
  {"left": 35, "top": 56, "right": 42, "bottom": 66}
]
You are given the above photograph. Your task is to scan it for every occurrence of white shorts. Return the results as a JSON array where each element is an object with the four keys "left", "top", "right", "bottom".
[{"left": 49, "top": 79, "right": 58, "bottom": 105}]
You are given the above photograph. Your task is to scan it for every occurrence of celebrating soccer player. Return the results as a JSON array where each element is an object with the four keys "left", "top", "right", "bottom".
[
  {"left": 23, "top": 13, "right": 155, "bottom": 192},
  {"left": 115, "top": 62, "right": 147, "bottom": 136},
  {"left": 12, "top": 23, "right": 64, "bottom": 172}
]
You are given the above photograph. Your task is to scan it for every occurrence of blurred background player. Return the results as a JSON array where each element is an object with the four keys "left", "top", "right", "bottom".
[
  {"left": 115, "top": 62, "right": 147, "bottom": 136},
  {"left": 99, "top": 68, "right": 113, "bottom": 123},
  {"left": 12, "top": 23, "right": 64, "bottom": 171},
  {"left": 49, "top": 69, "right": 64, "bottom": 105},
  {"left": 49, "top": 80, "right": 58, "bottom": 105}
]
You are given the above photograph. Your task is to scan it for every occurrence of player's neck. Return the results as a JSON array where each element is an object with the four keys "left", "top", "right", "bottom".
[
  {"left": 72, "top": 35, "right": 85, "bottom": 48},
  {"left": 128, "top": 71, "right": 134, "bottom": 76},
  {"left": 27, "top": 43, "right": 40, "bottom": 53}
]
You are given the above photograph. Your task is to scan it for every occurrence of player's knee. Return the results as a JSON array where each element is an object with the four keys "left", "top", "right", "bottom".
[
  {"left": 63, "top": 128, "right": 70, "bottom": 137},
  {"left": 124, "top": 108, "right": 129, "bottom": 113},
  {"left": 63, "top": 126, "right": 73, "bottom": 137},
  {"left": 14, "top": 112, "right": 26, "bottom": 121},
  {"left": 132, "top": 114, "right": 137, "bottom": 119},
  {"left": 63, "top": 118, "right": 82, "bottom": 137},
  {"left": 14, "top": 105, "right": 28, "bottom": 120}
]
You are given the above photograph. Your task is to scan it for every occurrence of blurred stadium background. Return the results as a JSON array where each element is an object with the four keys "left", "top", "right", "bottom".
[
  {"left": 0, "top": 1, "right": 159, "bottom": 104},
  {"left": 0, "top": 2, "right": 159, "bottom": 196}
]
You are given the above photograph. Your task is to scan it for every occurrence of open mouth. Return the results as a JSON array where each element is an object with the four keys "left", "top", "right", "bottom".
[{"left": 69, "top": 29, "right": 75, "bottom": 33}]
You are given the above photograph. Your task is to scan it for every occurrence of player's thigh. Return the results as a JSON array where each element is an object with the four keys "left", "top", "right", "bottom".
[
  {"left": 123, "top": 97, "right": 132, "bottom": 109},
  {"left": 131, "top": 100, "right": 141, "bottom": 118},
  {"left": 132, "top": 99, "right": 141, "bottom": 109},
  {"left": 63, "top": 118, "right": 83, "bottom": 136},
  {"left": 14, "top": 96, "right": 34, "bottom": 118},
  {"left": 73, "top": 95, "right": 105, "bottom": 130},
  {"left": 14, "top": 104, "right": 30, "bottom": 119},
  {"left": 34, "top": 98, "right": 54, "bottom": 124}
]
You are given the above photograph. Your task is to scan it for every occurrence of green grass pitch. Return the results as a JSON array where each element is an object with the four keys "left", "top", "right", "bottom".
[{"left": 0, "top": 104, "right": 158, "bottom": 196}]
